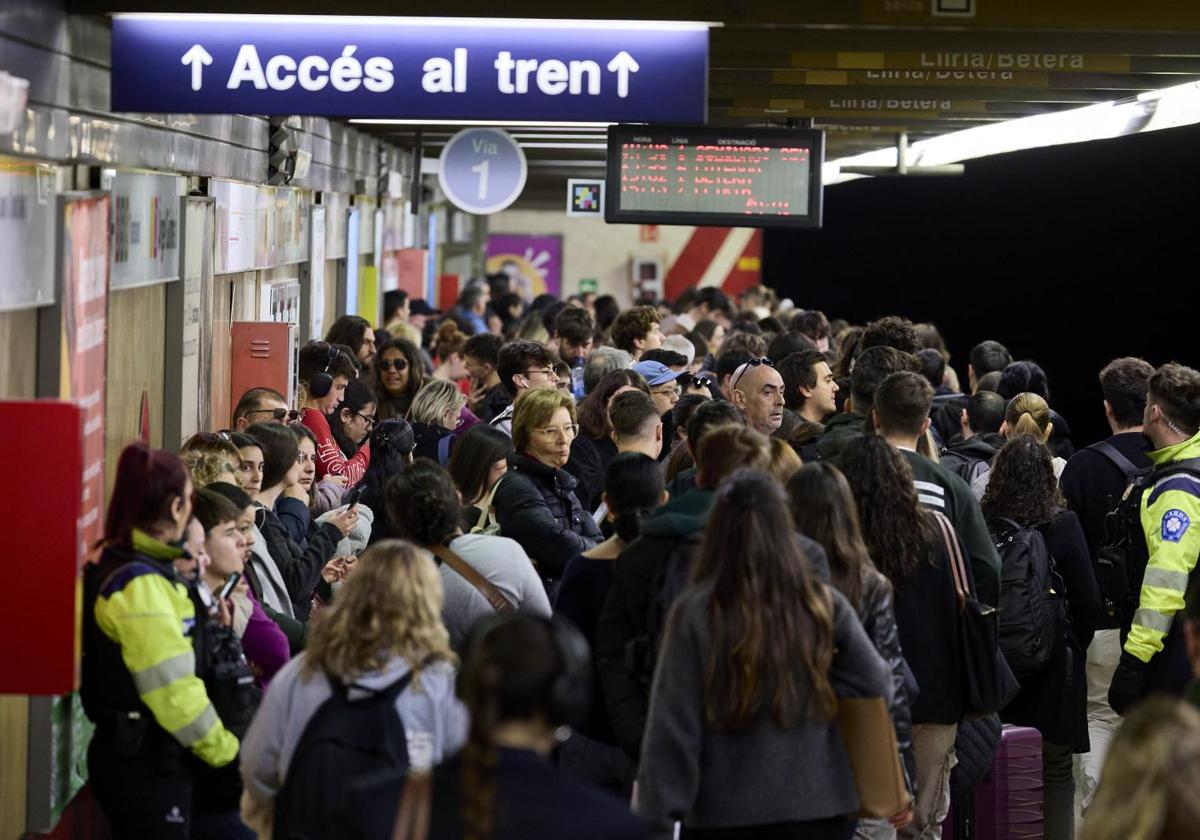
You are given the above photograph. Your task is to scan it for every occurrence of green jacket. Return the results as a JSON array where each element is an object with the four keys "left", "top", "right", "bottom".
[
  {"left": 901, "top": 449, "right": 1002, "bottom": 607},
  {"left": 1126, "top": 430, "right": 1200, "bottom": 664}
]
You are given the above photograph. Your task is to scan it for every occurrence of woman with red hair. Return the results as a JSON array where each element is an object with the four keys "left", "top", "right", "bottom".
[{"left": 81, "top": 442, "right": 242, "bottom": 838}]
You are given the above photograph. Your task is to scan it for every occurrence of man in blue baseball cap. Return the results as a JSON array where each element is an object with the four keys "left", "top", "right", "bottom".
[{"left": 633, "top": 360, "right": 681, "bottom": 417}]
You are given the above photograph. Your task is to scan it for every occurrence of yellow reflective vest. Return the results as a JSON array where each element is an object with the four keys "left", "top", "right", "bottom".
[
  {"left": 1125, "top": 430, "right": 1200, "bottom": 664},
  {"left": 92, "top": 530, "right": 239, "bottom": 767}
]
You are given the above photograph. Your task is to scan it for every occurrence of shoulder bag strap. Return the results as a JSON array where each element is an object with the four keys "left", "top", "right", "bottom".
[
  {"left": 932, "top": 511, "right": 971, "bottom": 611},
  {"left": 427, "top": 543, "right": 515, "bottom": 613},
  {"left": 1090, "top": 440, "right": 1140, "bottom": 481},
  {"left": 470, "top": 479, "right": 503, "bottom": 534}
]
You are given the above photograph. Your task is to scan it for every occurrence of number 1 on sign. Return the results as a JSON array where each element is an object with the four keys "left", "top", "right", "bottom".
[{"left": 471, "top": 160, "right": 490, "bottom": 200}]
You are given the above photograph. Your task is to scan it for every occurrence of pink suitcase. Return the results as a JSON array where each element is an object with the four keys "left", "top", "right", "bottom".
[{"left": 945, "top": 725, "right": 1043, "bottom": 840}]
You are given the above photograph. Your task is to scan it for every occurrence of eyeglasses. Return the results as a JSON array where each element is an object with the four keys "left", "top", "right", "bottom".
[
  {"left": 296, "top": 451, "right": 315, "bottom": 465},
  {"left": 532, "top": 423, "right": 579, "bottom": 439},
  {"left": 651, "top": 383, "right": 682, "bottom": 398},
  {"left": 523, "top": 367, "right": 555, "bottom": 379},
  {"left": 247, "top": 407, "right": 300, "bottom": 422},
  {"left": 731, "top": 358, "right": 774, "bottom": 390},
  {"left": 353, "top": 411, "right": 376, "bottom": 430},
  {"left": 377, "top": 358, "right": 408, "bottom": 372},
  {"left": 689, "top": 375, "right": 715, "bottom": 390}
]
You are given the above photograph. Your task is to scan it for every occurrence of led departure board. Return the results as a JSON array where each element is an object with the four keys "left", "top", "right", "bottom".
[{"left": 605, "top": 125, "right": 824, "bottom": 228}]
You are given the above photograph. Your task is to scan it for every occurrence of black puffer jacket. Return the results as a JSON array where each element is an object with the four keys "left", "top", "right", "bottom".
[
  {"left": 858, "top": 570, "right": 918, "bottom": 793},
  {"left": 494, "top": 452, "right": 602, "bottom": 580},
  {"left": 256, "top": 505, "right": 341, "bottom": 621}
]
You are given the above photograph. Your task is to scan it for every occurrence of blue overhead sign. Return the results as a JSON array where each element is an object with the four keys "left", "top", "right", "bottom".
[{"left": 110, "top": 15, "right": 709, "bottom": 123}]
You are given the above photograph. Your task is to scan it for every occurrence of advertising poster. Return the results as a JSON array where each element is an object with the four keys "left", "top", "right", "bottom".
[
  {"left": 485, "top": 234, "right": 563, "bottom": 299},
  {"left": 107, "top": 171, "right": 183, "bottom": 289},
  {"left": 308, "top": 205, "right": 327, "bottom": 341},
  {"left": 0, "top": 160, "right": 58, "bottom": 310}
]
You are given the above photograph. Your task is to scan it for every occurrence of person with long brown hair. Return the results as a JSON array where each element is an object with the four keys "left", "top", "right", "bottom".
[
  {"left": 373, "top": 337, "right": 428, "bottom": 421},
  {"left": 839, "top": 435, "right": 964, "bottom": 840},
  {"left": 980, "top": 436, "right": 1099, "bottom": 840},
  {"left": 788, "top": 462, "right": 917, "bottom": 835},
  {"left": 239, "top": 540, "right": 466, "bottom": 838},
  {"left": 565, "top": 368, "right": 650, "bottom": 512},
  {"left": 636, "top": 469, "right": 891, "bottom": 839}
]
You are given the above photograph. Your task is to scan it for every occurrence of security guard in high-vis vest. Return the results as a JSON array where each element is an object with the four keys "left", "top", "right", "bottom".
[
  {"left": 1109, "top": 364, "right": 1200, "bottom": 714},
  {"left": 81, "top": 444, "right": 239, "bottom": 839}
]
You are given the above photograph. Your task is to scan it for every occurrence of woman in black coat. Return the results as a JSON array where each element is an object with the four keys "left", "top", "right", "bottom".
[
  {"left": 494, "top": 388, "right": 602, "bottom": 585},
  {"left": 981, "top": 435, "right": 1100, "bottom": 840}
]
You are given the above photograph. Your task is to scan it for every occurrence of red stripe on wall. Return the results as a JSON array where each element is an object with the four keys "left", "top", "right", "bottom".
[
  {"left": 719, "top": 230, "right": 763, "bottom": 299},
  {"left": 664, "top": 227, "right": 731, "bottom": 300}
]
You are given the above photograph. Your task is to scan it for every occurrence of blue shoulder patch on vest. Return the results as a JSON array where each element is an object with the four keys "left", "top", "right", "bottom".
[
  {"left": 1162, "top": 509, "right": 1191, "bottom": 543},
  {"left": 1147, "top": 475, "right": 1200, "bottom": 508}
]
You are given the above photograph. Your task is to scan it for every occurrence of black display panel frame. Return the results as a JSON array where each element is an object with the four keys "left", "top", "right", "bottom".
[{"left": 604, "top": 124, "right": 824, "bottom": 229}]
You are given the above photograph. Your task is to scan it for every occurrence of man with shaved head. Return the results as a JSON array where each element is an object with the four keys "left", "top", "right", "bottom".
[{"left": 729, "top": 358, "right": 785, "bottom": 436}]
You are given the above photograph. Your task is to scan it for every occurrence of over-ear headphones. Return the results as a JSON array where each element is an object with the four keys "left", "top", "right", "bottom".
[
  {"left": 308, "top": 346, "right": 340, "bottom": 398},
  {"left": 460, "top": 613, "right": 592, "bottom": 729}
]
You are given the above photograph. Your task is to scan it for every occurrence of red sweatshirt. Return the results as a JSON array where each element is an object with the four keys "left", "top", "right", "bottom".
[{"left": 301, "top": 407, "right": 371, "bottom": 487}]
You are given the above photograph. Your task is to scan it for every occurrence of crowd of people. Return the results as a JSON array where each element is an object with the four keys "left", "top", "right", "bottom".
[{"left": 80, "top": 280, "right": 1200, "bottom": 839}]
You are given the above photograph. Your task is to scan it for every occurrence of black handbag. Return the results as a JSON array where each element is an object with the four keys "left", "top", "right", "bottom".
[{"left": 932, "top": 512, "right": 1020, "bottom": 716}]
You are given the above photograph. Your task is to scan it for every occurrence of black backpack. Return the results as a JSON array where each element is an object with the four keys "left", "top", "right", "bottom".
[
  {"left": 630, "top": 532, "right": 702, "bottom": 695},
  {"left": 989, "top": 518, "right": 1067, "bottom": 679},
  {"left": 273, "top": 670, "right": 413, "bottom": 840},
  {"left": 1095, "top": 452, "right": 1200, "bottom": 629}
]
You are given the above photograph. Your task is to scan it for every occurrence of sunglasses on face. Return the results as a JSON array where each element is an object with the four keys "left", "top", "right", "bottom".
[
  {"left": 378, "top": 358, "right": 408, "bottom": 372},
  {"left": 248, "top": 407, "right": 300, "bottom": 422},
  {"left": 731, "top": 358, "right": 774, "bottom": 390}
]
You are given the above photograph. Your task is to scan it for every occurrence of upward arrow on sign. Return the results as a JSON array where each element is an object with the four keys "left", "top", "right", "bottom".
[
  {"left": 181, "top": 44, "right": 213, "bottom": 91},
  {"left": 607, "top": 51, "right": 640, "bottom": 99}
]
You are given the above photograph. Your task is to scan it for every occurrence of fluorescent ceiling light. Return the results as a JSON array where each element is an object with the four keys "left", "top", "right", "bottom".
[
  {"left": 113, "top": 14, "right": 713, "bottom": 31},
  {"left": 351, "top": 119, "right": 614, "bottom": 128},
  {"left": 825, "top": 80, "right": 1200, "bottom": 185}
]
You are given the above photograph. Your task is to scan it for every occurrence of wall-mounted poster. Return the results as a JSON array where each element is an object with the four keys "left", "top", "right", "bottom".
[
  {"left": 106, "top": 171, "right": 183, "bottom": 289},
  {"left": 485, "top": 234, "right": 562, "bottom": 299}
]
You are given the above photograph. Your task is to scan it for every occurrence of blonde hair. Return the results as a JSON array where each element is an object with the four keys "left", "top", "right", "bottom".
[
  {"left": 409, "top": 379, "right": 467, "bottom": 429},
  {"left": 1005, "top": 392, "right": 1052, "bottom": 441},
  {"left": 181, "top": 433, "right": 245, "bottom": 488},
  {"left": 1081, "top": 696, "right": 1200, "bottom": 840},
  {"left": 304, "top": 540, "right": 456, "bottom": 684},
  {"left": 767, "top": 437, "right": 803, "bottom": 484},
  {"left": 512, "top": 387, "right": 577, "bottom": 452}
]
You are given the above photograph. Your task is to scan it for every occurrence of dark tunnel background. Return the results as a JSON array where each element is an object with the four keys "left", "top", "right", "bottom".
[{"left": 764, "top": 122, "right": 1200, "bottom": 447}]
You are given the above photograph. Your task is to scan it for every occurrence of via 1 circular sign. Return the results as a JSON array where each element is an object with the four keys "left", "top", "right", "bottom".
[{"left": 438, "top": 128, "right": 528, "bottom": 215}]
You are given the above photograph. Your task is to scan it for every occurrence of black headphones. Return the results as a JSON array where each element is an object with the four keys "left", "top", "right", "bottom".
[
  {"left": 461, "top": 613, "right": 592, "bottom": 728},
  {"left": 308, "top": 346, "right": 340, "bottom": 398}
]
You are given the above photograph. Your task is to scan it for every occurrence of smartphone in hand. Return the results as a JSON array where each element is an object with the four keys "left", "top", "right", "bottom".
[{"left": 217, "top": 572, "right": 241, "bottom": 601}]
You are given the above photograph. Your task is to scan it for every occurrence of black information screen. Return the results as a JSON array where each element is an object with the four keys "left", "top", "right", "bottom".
[{"left": 605, "top": 125, "right": 824, "bottom": 228}]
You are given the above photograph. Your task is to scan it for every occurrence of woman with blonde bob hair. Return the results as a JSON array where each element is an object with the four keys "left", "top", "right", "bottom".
[
  {"left": 1081, "top": 696, "right": 1200, "bottom": 840},
  {"left": 239, "top": 540, "right": 468, "bottom": 837},
  {"left": 494, "top": 387, "right": 602, "bottom": 587},
  {"left": 409, "top": 378, "right": 468, "bottom": 465}
]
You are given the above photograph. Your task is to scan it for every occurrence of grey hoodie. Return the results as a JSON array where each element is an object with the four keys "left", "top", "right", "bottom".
[{"left": 240, "top": 652, "right": 468, "bottom": 808}]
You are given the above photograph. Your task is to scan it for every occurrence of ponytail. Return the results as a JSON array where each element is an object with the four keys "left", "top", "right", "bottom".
[
  {"left": 460, "top": 670, "right": 499, "bottom": 840},
  {"left": 104, "top": 442, "right": 190, "bottom": 547},
  {"left": 1005, "top": 392, "right": 1051, "bottom": 441},
  {"left": 613, "top": 506, "right": 653, "bottom": 543}
]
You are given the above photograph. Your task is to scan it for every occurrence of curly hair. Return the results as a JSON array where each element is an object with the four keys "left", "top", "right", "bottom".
[
  {"left": 838, "top": 435, "right": 936, "bottom": 587},
  {"left": 372, "top": 338, "right": 427, "bottom": 420},
  {"left": 181, "top": 432, "right": 245, "bottom": 489},
  {"left": 860, "top": 315, "right": 920, "bottom": 355},
  {"left": 303, "top": 539, "right": 456, "bottom": 684},
  {"left": 609, "top": 305, "right": 660, "bottom": 354},
  {"left": 981, "top": 436, "right": 1065, "bottom": 525}
]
